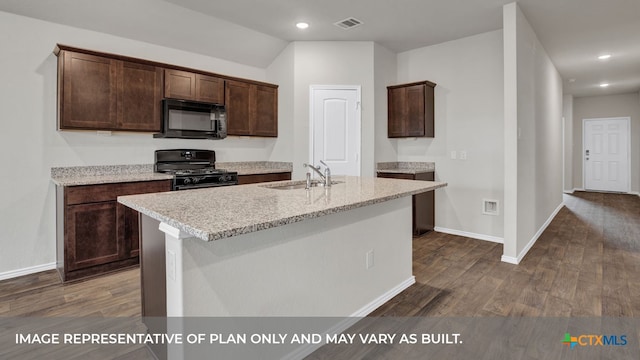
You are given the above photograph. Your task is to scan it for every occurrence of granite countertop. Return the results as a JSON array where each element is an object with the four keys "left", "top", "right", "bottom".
[
  {"left": 376, "top": 162, "right": 435, "bottom": 174},
  {"left": 51, "top": 162, "right": 293, "bottom": 186},
  {"left": 51, "top": 165, "right": 173, "bottom": 186},
  {"left": 218, "top": 161, "right": 292, "bottom": 175},
  {"left": 118, "top": 176, "right": 447, "bottom": 242}
]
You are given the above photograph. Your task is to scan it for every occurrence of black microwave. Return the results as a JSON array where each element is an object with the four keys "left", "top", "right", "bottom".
[{"left": 154, "top": 98, "right": 227, "bottom": 139}]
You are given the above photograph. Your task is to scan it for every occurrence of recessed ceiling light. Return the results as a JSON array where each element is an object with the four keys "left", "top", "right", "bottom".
[
  {"left": 568, "top": 78, "right": 576, "bottom": 83},
  {"left": 598, "top": 54, "right": 611, "bottom": 60},
  {"left": 296, "top": 22, "right": 309, "bottom": 29},
  {"left": 599, "top": 83, "right": 610, "bottom": 88}
]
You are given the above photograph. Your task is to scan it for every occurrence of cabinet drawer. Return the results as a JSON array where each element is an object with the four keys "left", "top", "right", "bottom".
[
  {"left": 66, "top": 180, "right": 171, "bottom": 205},
  {"left": 237, "top": 172, "right": 291, "bottom": 185}
]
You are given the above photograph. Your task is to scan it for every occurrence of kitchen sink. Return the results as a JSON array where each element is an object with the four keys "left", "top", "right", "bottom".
[{"left": 261, "top": 180, "right": 342, "bottom": 190}]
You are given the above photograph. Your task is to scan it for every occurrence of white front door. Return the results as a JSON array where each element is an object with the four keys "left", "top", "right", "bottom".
[
  {"left": 310, "top": 86, "right": 361, "bottom": 176},
  {"left": 583, "top": 117, "right": 630, "bottom": 192}
]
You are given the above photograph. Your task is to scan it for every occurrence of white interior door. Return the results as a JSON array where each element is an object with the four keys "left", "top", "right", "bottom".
[
  {"left": 583, "top": 117, "right": 630, "bottom": 192},
  {"left": 310, "top": 86, "right": 361, "bottom": 176}
]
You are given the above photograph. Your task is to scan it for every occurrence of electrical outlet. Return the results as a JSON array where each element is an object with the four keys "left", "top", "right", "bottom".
[
  {"left": 366, "top": 250, "right": 374, "bottom": 269},
  {"left": 451, "top": 150, "right": 457, "bottom": 160},
  {"left": 460, "top": 151, "right": 467, "bottom": 160}
]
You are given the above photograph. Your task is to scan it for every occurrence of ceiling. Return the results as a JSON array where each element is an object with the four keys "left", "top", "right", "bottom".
[{"left": 1, "top": 0, "right": 639, "bottom": 97}]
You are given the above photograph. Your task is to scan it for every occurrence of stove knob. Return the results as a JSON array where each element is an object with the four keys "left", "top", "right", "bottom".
[
  {"left": 218, "top": 177, "right": 225, "bottom": 182},
  {"left": 183, "top": 178, "right": 191, "bottom": 184},
  {"left": 193, "top": 177, "right": 199, "bottom": 183}
]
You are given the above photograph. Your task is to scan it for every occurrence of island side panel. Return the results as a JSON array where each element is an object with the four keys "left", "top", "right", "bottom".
[
  {"left": 174, "top": 196, "right": 413, "bottom": 317},
  {"left": 140, "top": 214, "right": 166, "bottom": 317},
  {"left": 140, "top": 215, "right": 168, "bottom": 360}
]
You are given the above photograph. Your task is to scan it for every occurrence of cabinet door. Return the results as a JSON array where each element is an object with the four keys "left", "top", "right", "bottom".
[
  {"left": 252, "top": 85, "right": 278, "bottom": 137},
  {"left": 65, "top": 202, "right": 123, "bottom": 271},
  {"left": 377, "top": 171, "right": 435, "bottom": 235},
  {"left": 119, "top": 181, "right": 171, "bottom": 258},
  {"left": 121, "top": 204, "right": 140, "bottom": 258},
  {"left": 225, "top": 80, "right": 252, "bottom": 135},
  {"left": 387, "top": 86, "right": 406, "bottom": 137},
  {"left": 405, "top": 84, "right": 426, "bottom": 137},
  {"left": 164, "top": 69, "right": 196, "bottom": 100},
  {"left": 196, "top": 74, "right": 224, "bottom": 104},
  {"left": 60, "top": 51, "right": 117, "bottom": 129},
  {"left": 118, "top": 61, "right": 163, "bottom": 131}
]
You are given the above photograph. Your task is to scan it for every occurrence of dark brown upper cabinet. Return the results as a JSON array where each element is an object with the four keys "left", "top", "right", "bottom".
[
  {"left": 57, "top": 47, "right": 163, "bottom": 132},
  {"left": 225, "top": 80, "right": 278, "bottom": 137},
  {"left": 387, "top": 80, "right": 436, "bottom": 138},
  {"left": 55, "top": 45, "right": 278, "bottom": 136},
  {"left": 164, "top": 69, "right": 224, "bottom": 104}
]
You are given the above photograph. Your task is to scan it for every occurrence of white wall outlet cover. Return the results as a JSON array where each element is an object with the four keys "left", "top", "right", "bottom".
[
  {"left": 460, "top": 151, "right": 467, "bottom": 160},
  {"left": 451, "top": 151, "right": 457, "bottom": 159}
]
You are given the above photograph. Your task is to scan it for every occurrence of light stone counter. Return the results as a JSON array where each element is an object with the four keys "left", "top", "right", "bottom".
[
  {"left": 51, "top": 162, "right": 292, "bottom": 186},
  {"left": 376, "top": 161, "right": 435, "bottom": 174},
  {"left": 118, "top": 176, "right": 447, "bottom": 242},
  {"left": 51, "top": 164, "right": 173, "bottom": 186}
]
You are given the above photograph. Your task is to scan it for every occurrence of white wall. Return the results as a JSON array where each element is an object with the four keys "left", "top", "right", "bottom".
[
  {"left": 373, "top": 43, "right": 398, "bottom": 164},
  {"left": 563, "top": 94, "right": 574, "bottom": 192},
  {"left": 395, "top": 30, "right": 505, "bottom": 239},
  {"left": 266, "top": 43, "right": 295, "bottom": 162},
  {"left": 0, "top": 11, "right": 284, "bottom": 276},
  {"left": 503, "top": 3, "right": 564, "bottom": 263},
  {"left": 572, "top": 92, "right": 640, "bottom": 193},
  {"left": 290, "top": 42, "right": 376, "bottom": 179}
]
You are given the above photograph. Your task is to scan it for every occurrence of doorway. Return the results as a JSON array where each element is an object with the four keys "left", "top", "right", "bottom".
[
  {"left": 583, "top": 117, "right": 630, "bottom": 193},
  {"left": 309, "top": 85, "right": 361, "bottom": 176}
]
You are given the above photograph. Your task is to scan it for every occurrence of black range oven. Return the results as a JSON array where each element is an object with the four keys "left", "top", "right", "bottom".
[{"left": 154, "top": 149, "right": 238, "bottom": 190}]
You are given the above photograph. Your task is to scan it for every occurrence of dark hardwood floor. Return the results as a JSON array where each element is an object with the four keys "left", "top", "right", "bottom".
[
  {"left": 372, "top": 191, "right": 640, "bottom": 317},
  {"left": 0, "top": 191, "right": 638, "bottom": 357}
]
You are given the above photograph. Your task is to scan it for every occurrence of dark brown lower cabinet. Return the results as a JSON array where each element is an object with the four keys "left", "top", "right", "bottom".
[
  {"left": 56, "top": 180, "right": 171, "bottom": 282},
  {"left": 377, "top": 172, "right": 435, "bottom": 235},
  {"left": 237, "top": 172, "right": 291, "bottom": 185}
]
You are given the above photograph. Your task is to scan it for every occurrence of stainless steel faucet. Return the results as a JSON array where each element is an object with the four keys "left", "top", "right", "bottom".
[{"left": 303, "top": 161, "right": 332, "bottom": 187}]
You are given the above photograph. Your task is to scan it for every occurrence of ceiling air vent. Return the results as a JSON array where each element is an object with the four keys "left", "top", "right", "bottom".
[{"left": 334, "top": 17, "right": 363, "bottom": 30}]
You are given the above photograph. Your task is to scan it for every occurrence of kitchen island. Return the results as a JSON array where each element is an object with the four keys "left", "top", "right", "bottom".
[{"left": 118, "top": 176, "right": 446, "bottom": 319}]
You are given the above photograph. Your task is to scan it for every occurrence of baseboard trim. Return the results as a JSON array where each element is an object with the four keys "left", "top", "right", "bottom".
[
  {"left": 0, "top": 262, "right": 57, "bottom": 281},
  {"left": 282, "top": 276, "right": 415, "bottom": 360},
  {"left": 501, "top": 202, "right": 564, "bottom": 265},
  {"left": 434, "top": 227, "right": 504, "bottom": 244},
  {"left": 349, "top": 276, "right": 416, "bottom": 317},
  {"left": 500, "top": 255, "right": 519, "bottom": 264}
]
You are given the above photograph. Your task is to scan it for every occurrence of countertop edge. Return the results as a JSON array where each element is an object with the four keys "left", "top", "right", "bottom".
[
  {"left": 376, "top": 169, "right": 435, "bottom": 175},
  {"left": 52, "top": 173, "right": 174, "bottom": 186},
  {"left": 118, "top": 181, "right": 447, "bottom": 242}
]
